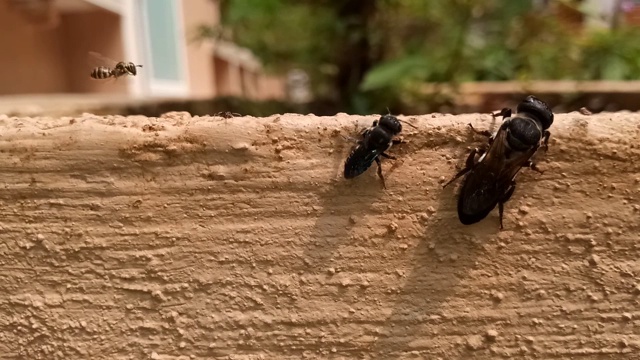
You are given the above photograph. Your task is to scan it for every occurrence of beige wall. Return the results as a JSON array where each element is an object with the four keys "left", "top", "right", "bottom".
[
  {"left": 0, "top": 0, "right": 286, "bottom": 100},
  {"left": 258, "top": 75, "right": 287, "bottom": 101},
  {"left": 1, "top": 113, "right": 633, "bottom": 358},
  {"left": 60, "top": 10, "right": 127, "bottom": 94},
  {"left": 179, "top": 0, "right": 287, "bottom": 101},
  {"left": 0, "top": 2, "right": 126, "bottom": 96},
  {"left": 213, "top": 56, "right": 230, "bottom": 96},
  {"left": 181, "top": 0, "right": 219, "bottom": 98},
  {"left": 0, "top": 1, "right": 68, "bottom": 95}
]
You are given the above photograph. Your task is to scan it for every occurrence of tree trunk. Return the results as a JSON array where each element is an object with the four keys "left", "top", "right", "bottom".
[{"left": 333, "top": 0, "right": 378, "bottom": 110}]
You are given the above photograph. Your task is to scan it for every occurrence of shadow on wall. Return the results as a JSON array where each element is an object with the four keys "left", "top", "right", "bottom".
[{"left": 369, "top": 189, "right": 499, "bottom": 358}]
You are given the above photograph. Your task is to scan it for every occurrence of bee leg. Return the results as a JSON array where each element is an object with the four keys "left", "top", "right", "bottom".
[
  {"left": 523, "top": 160, "right": 544, "bottom": 174},
  {"left": 392, "top": 138, "right": 406, "bottom": 145},
  {"left": 468, "top": 123, "right": 492, "bottom": 138},
  {"left": 442, "top": 147, "right": 484, "bottom": 188},
  {"left": 380, "top": 153, "right": 396, "bottom": 160},
  {"left": 375, "top": 157, "right": 387, "bottom": 189},
  {"left": 342, "top": 135, "right": 362, "bottom": 144},
  {"left": 498, "top": 183, "right": 517, "bottom": 230},
  {"left": 542, "top": 130, "right": 551, "bottom": 152},
  {"left": 372, "top": 120, "right": 379, "bottom": 127},
  {"left": 491, "top": 108, "right": 512, "bottom": 119}
]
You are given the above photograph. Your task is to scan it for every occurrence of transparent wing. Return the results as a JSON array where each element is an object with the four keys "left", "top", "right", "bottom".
[{"left": 88, "top": 51, "right": 118, "bottom": 68}]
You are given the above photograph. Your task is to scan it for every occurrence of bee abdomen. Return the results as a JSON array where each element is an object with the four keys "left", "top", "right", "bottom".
[
  {"left": 344, "top": 147, "right": 377, "bottom": 179},
  {"left": 344, "top": 159, "right": 370, "bottom": 179},
  {"left": 90, "top": 67, "right": 113, "bottom": 79}
]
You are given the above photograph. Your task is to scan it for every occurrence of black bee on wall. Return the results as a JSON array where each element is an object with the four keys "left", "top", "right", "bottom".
[
  {"left": 442, "top": 95, "right": 554, "bottom": 229},
  {"left": 343, "top": 113, "right": 415, "bottom": 189}
]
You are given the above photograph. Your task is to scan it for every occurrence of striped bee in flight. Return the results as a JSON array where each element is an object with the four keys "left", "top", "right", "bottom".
[{"left": 88, "top": 51, "right": 142, "bottom": 81}]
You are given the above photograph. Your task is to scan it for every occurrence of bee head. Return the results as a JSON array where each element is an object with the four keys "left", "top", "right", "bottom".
[
  {"left": 127, "top": 63, "right": 136, "bottom": 75},
  {"left": 378, "top": 114, "right": 402, "bottom": 135},
  {"left": 517, "top": 95, "right": 554, "bottom": 130}
]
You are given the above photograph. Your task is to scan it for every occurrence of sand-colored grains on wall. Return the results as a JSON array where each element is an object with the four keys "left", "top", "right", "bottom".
[{"left": 0, "top": 111, "right": 639, "bottom": 359}]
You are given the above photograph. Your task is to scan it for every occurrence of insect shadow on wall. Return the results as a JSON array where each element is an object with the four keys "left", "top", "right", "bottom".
[
  {"left": 343, "top": 112, "right": 417, "bottom": 189},
  {"left": 442, "top": 95, "right": 554, "bottom": 230}
]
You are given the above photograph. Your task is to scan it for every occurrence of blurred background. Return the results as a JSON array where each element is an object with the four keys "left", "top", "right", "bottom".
[{"left": 1, "top": 0, "right": 640, "bottom": 117}]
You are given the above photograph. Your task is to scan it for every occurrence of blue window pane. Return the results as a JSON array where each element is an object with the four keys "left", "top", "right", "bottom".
[{"left": 144, "top": 0, "right": 181, "bottom": 81}]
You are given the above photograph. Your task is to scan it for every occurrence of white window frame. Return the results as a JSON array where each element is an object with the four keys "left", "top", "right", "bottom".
[
  {"left": 133, "top": 0, "right": 190, "bottom": 98},
  {"left": 84, "top": 0, "right": 125, "bottom": 14}
]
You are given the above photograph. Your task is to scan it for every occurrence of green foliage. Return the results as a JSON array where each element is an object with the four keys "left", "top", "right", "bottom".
[
  {"left": 360, "top": 55, "right": 428, "bottom": 91},
  {"left": 217, "top": 0, "right": 335, "bottom": 73},
  {"left": 199, "top": 0, "right": 640, "bottom": 113},
  {"left": 579, "top": 27, "right": 640, "bottom": 80}
]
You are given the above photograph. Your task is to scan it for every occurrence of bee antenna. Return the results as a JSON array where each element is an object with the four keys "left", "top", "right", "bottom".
[
  {"left": 384, "top": 108, "right": 417, "bottom": 129},
  {"left": 397, "top": 118, "right": 418, "bottom": 129}
]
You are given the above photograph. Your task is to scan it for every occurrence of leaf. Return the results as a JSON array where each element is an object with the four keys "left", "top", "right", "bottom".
[
  {"left": 360, "top": 55, "right": 429, "bottom": 91},
  {"left": 602, "top": 57, "right": 628, "bottom": 80}
]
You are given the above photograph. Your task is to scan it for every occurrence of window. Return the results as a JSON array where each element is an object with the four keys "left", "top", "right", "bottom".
[{"left": 140, "top": 0, "right": 188, "bottom": 95}]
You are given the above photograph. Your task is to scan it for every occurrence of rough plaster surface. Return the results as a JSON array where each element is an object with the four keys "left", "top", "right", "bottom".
[{"left": 0, "top": 111, "right": 639, "bottom": 359}]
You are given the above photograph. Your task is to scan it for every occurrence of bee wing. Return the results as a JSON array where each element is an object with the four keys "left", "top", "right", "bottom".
[
  {"left": 457, "top": 127, "right": 539, "bottom": 224},
  {"left": 344, "top": 145, "right": 380, "bottom": 179},
  {"left": 88, "top": 51, "right": 118, "bottom": 69},
  {"left": 457, "top": 163, "right": 501, "bottom": 224}
]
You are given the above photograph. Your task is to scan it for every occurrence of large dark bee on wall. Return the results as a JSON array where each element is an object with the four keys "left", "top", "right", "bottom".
[
  {"left": 343, "top": 113, "right": 415, "bottom": 189},
  {"left": 442, "top": 95, "right": 554, "bottom": 229}
]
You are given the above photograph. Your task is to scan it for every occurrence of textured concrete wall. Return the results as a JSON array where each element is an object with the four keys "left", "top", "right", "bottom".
[{"left": 0, "top": 111, "right": 639, "bottom": 359}]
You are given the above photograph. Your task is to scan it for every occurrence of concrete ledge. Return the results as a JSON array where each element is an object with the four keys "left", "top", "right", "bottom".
[{"left": 0, "top": 112, "right": 639, "bottom": 358}]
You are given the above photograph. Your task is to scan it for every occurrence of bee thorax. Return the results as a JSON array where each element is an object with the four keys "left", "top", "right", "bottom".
[{"left": 506, "top": 117, "right": 542, "bottom": 150}]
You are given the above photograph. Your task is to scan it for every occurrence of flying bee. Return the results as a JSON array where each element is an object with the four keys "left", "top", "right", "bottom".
[
  {"left": 88, "top": 51, "right": 142, "bottom": 80},
  {"left": 442, "top": 95, "right": 554, "bottom": 229},
  {"left": 343, "top": 113, "right": 416, "bottom": 189}
]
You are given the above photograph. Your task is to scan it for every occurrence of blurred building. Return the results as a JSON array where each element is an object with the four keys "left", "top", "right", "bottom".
[
  {"left": 542, "top": 0, "right": 640, "bottom": 29},
  {"left": 0, "top": 0, "right": 286, "bottom": 101},
  {"left": 621, "top": 0, "right": 640, "bottom": 25}
]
